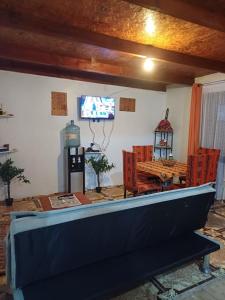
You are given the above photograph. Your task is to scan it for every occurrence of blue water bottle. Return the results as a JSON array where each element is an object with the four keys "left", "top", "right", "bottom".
[{"left": 65, "top": 120, "right": 80, "bottom": 147}]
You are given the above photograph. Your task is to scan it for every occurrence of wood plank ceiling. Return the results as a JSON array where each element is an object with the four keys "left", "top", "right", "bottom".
[{"left": 0, "top": 0, "right": 225, "bottom": 91}]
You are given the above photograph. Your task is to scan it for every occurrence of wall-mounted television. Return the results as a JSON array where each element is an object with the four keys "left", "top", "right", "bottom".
[{"left": 79, "top": 95, "right": 115, "bottom": 120}]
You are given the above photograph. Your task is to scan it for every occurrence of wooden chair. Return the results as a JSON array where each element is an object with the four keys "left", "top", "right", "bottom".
[
  {"left": 123, "top": 150, "right": 161, "bottom": 198},
  {"left": 198, "top": 148, "right": 220, "bottom": 182},
  {"left": 176, "top": 154, "right": 218, "bottom": 190},
  {"left": 132, "top": 145, "right": 153, "bottom": 162},
  {"left": 132, "top": 145, "right": 158, "bottom": 181},
  {"left": 185, "top": 154, "right": 208, "bottom": 187},
  {"left": 179, "top": 147, "right": 220, "bottom": 184}
]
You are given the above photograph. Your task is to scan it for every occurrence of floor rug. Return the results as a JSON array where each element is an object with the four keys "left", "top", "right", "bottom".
[
  {"left": 212, "top": 202, "right": 225, "bottom": 219},
  {"left": 0, "top": 198, "right": 41, "bottom": 274},
  {"left": 202, "top": 206, "right": 225, "bottom": 269},
  {"left": 112, "top": 262, "right": 225, "bottom": 300},
  {"left": 112, "top": 202, "right": 225, "bottom": 300}
]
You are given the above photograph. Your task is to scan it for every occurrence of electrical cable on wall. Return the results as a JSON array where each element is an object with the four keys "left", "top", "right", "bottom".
[
  {"left": 102, "top": 120, "right": 115, "bottom": 152},
  {"left": 98, "top": 87, "right": 128, "bottom": 151},
  {"left": 88, "top": 119, "right": 101, "bottom": 151},
  {"left": 87, "top": 87, "right": 127, "bottom": 152},
  {"left": 88, "top": 119, "right": 95, "bottom": 144},
  {"left": 101, "top": 120, "right": 106, "bottom": 150}
]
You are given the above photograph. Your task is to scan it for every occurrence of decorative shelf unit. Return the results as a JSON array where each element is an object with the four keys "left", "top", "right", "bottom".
[
  {"left": 0, "top": 149, "right": 17, "bottom": 155},
  {"left": 0, "top": 114, "right": 14, "bottom": 119},
  {"left": 154, "top": 130, "right": 173, "bottom": 159},
  {"left": 0, "top": 114, "right": 16, "bottom": 157}
]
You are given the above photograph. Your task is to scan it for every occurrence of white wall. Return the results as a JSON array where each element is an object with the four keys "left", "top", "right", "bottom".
[
  {"left": 0, "top": 70, "right": 166, "bottom": 198},
  {"left": 196, "top": 73, "right": 225, "bottom": 94},
  {"left": 166, "top": 86, "right": 192, "bottom": 162}
]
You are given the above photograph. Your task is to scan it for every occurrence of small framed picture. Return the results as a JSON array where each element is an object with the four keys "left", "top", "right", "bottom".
[
  {"left": 119, "top": 97, "right": 136, "bottom": 112},
  {"left": 51, "top": 91, "right": 67, "bottom": 116}
]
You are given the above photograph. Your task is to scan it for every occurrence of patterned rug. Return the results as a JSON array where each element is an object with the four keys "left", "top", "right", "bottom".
[
  {"left": 0, "top": 197, "right": 42, "bottom": 274},
  {"left": 112, "top": 201, "right": 225, "bottom": 299},
  {"left": 112, "top": 264, "right": 225, "bottom": 300},
  {"left": 212, "top": 203, "right": 225, "bottom": 219},
  {"left": 0, "top": 187, "right": 125, "bottom": 274},
  {"left": 0, "top": 192, "right": 225, "bottom": 300}
]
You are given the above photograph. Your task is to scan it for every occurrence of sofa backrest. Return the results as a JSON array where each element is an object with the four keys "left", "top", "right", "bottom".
[{"left": 8, "top": 184, "right": 215, "bottom": 289}]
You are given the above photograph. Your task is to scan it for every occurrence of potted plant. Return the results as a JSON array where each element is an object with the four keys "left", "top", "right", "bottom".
[
  {"left": 0, "top": 158, "right": 30, "bottom": 206},
  {"left": 86, "top": 155, "right": 115, "bottom": 193}
]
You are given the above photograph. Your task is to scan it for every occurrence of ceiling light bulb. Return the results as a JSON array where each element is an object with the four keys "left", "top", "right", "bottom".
[
  {"left": 146, "top": 16, "right": 155, "bottom": 34},
  {"left": 144, "top": 58, "right": 154, "bottom": 72}
]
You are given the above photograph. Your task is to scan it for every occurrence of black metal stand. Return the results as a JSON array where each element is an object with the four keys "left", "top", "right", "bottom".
[{"left": 66, "top": 147, "right": 85, "bottom": 194}]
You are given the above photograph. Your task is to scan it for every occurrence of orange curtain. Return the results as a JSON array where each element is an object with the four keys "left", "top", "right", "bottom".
[{"left": 187, "top": 84, "right": 202, "bottom": 156}]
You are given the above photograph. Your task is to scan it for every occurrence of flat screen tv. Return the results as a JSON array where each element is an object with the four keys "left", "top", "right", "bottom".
[{"left": 79, "top": 95, "right": 115, "bottom": 120}]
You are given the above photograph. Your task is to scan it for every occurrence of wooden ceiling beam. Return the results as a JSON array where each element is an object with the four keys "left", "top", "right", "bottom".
[
  {"left": 125, "top": 0, "right": 225, "bottom": 33},
  {"left": 0, "top": 58, "right": 166, "bottom": 91},
  {"left": 0, "top": 43, "right": 194, "bottom": 85},
  {"left": 0, "top": 12, "right": 224, "bottom": 73}
]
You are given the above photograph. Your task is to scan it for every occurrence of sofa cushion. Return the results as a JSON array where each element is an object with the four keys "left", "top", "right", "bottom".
[{"left": 20, "top": 232, "right": 219, "bottom": 300}]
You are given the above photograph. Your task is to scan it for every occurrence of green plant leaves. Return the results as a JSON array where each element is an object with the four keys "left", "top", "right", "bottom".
[
  {"left": 0, "top": 158, "right": 30, "bottom": 184},
  {"left": 86, "top": 155, "right": 115, "bottom": 175}
]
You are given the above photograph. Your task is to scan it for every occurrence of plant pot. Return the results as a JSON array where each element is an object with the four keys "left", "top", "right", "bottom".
[
  {"left": 96, "top": 187, "right": 102, "bottom": 193},
  {"left": 5, "top": 197, "right": 13, "bottom": 206}
]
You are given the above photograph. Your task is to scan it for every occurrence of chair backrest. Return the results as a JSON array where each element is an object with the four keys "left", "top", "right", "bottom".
[
  {"left": 198, "top": 147, "right": 220, "bottom": 156},
  {"left": 123, "top": 150, "right": 137, "bottom": 191},
  {"left": 186, "top": 154, "right": 208, "bottom": 187},
  {"left": 132, "top": 145, "right": 153, "bottom": 162},
  {"left": 198, "top": 147, "right": 220, "bottom": 182}
]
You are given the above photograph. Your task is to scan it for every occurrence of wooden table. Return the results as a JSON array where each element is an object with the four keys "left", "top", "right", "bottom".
[
  {"left": 39, "top": 192, "right": 91, "bottom": 211},
  {"left": 137, "top": 160, "right": 187, "bottom": 182}
]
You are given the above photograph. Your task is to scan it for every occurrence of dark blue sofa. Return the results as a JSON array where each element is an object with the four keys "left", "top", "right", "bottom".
[{"left": 6, "top": 183, "right": 220, "bottom": 300}]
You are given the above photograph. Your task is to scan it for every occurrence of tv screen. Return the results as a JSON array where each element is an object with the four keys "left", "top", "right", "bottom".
[{"left": 80, "top": 95, "right": 115, "bottom": 120}]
